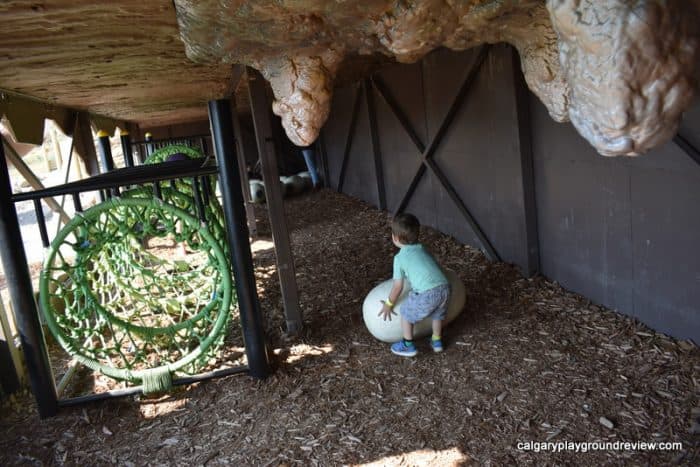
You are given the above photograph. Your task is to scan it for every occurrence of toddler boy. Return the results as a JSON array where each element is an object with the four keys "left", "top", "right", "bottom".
[{"left": 379, "top": 213, "right": 450, "bottom": 357}]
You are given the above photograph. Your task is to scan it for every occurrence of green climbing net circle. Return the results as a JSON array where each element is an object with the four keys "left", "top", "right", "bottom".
[
  {"left": 39, "top": 196, "right": 232, "bottom": 385},
  {"left": 144, "top": 144, "right": 204, "bottom": 164}
]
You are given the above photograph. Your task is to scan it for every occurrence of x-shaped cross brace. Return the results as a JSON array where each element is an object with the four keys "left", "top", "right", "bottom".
[{"left": 371, "top": 45, "right": 500, "bottom": 262}]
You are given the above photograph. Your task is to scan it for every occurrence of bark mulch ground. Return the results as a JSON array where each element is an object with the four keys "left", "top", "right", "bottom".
[{"left": 1, "top": 189, "right": 698, "bottom": 466}]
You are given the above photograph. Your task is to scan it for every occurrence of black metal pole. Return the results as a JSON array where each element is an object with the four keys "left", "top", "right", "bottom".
[
  {"left": 33, "top": 199, "right": 50, "bottom": 248},
  {"left": 153, "top": 181, "right": 162, "bottom": 200},
  {"left": 201, "top": 176, "right": 211, "bottom": 206},
  {"left": 208, "top": 99, "right": 271, "bottom": 379},
  {"left": 0, "top": 330, "right": 19, "bottom": 395},
  {"left": 145, "top": 132, "right": 154, "bottom": 158},
  {"left": 96, "top": 131, "right": 115, "bottom": 172},
  {"left": 0, "top": 141, "right": 58, "bottom": 417},
  {"left": 120, "top": 131, "right": 135, "bottom": 168},
  {"left": 58, "top": 365, "right": 248, "bottom": 407},
  {"left": 191, "top": 177, "right": 207, "bottom": 223},
  {"left": 97, "top": 131, "right": 118, "bottom": 198},
  {"left": 72, "top": 193, "right": 82, "bottom": 212}
]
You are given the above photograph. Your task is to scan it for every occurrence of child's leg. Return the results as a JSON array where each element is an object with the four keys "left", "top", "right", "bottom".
[
  {"left": 391, "top": 315, "right": 418, "bottom": 357},
  {"left": 432, "top": 318, "right": 443, "bottom": 338},
  {"left": 401, "top": 316, "right": 414, "bottom": 341},
  {"left": 430, "top": 319, "right": 444, "bottom": 352}
]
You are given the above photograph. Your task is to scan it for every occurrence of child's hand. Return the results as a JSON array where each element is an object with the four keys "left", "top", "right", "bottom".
[{"left": 378, "top": 301, "right": 397, "bottom": 321}]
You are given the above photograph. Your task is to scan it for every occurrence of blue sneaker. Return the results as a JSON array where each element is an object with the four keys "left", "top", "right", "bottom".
[
  {"left": 391, "top": 340, "right": 417, "bottom": 357},
  {"left": 430, "top": 338, "right": 444, "bottom": 353}
]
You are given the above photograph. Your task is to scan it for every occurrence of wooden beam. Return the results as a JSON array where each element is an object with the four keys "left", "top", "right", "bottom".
[
  {"left": 246, "top": 67, "right": 302, "bottom": 334},
  {"left": 424, "top": 158, "right": 500, "bottom": 261},
  {"left": 393, "top": 46, "right": 490, "bottom": 215},
  {"left": 230, "top": 65, "right": 246, "bottom": 93},
  {"left": 512, "top": 47, "right": 540, "bottom": 276},
  {"left": 1, "top": 138, "right": 71, "bottom": 225},
  {"left": 231, "top": 100, "right": 258, "bottom": 237},
  {"left": 364, "top": 79, "right": 386, "bottom": 210},
  {"left": 674, "top": 133, "right": 700, "bottom": 167},
  {"left": 73, "top": 112, "right": 100, "bottom": 176},
  {"left": 372, "top": 75, "right": 426, "bottom": 152},
  {"left": 337, "top": 84, "right": 363, "bottom": 192},
  {"left": 316, "top": 129, "right": 331, "bottom": 188}
]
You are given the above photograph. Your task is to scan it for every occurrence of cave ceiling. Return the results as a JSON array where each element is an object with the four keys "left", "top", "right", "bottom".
[{"left": 1, "top": 1, "right": 698, "bottom": 156}]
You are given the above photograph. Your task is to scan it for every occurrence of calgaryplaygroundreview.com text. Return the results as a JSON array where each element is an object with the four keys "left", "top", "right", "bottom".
[{"left": 517, "top": 440, "right": 683, "bottom": 453}]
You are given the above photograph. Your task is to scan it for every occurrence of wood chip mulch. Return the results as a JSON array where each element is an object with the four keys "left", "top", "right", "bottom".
[{"left": 1, "top": 189, "right": 698, "bottom": 466}]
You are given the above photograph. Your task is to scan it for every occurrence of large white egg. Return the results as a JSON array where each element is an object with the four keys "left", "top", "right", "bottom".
[{"left": 362, "top": 270, "right": 466, "bottom": 343}]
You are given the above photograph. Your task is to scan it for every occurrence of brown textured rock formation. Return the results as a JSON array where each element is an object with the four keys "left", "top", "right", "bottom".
[
  {"left": 257, "top": 48, "right": 345, "bottom": 150},
  {"left": 549, "top": 0, "right": 700, "bottom": 155},
  {"left": 1, "top": 1, "right": 698, "bottom": 155},
  {"left": 174, "top": 0, "right": 700, "bottom": 155}
]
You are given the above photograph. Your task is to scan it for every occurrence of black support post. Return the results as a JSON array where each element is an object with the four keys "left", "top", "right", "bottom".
[
  {"left": 72, "top": 193, "right": 82, "bottom": 212},
  {"left": 191, "top": 177, "right": 207, "bottom": 223},
  {"left": 246, "top": 67, "right": 303, "bottom": 334},
  {"left": 33, "top": 199, "right": 50, "bottom": 248},
  {"left": 120, "top": 131, "right": 135, "bottom": 168},
  {"left": 0, "top": 325, "right": 19, "bottom": 395},
  {"left": 0, "top": 141, "right": 58, "bottom": 417},
  {"left": 208, "top": 98, "right": 271, "bottom": 379},
  {"left": 145, "top": 132, "right": 154, "bottom": 158},
  {"left": 97, "top": 131, "right": 115, "bottom": 172},
  {"left": 231, "top": 101, "right": 258, "bottom": 236}
]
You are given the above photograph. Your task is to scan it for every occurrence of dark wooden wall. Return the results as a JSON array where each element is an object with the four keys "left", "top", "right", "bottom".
[
  {"left": 324, "top": 45, "right": 534, "bottom": 268},
  {"left": 319, "top": 44, "right": 700, "bottom": 343},
  {"left": 531, "top": 93, "right": 700, "bottom": 342}
]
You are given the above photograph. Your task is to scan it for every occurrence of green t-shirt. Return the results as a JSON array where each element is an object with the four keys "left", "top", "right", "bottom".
[{"left": 392, "top": 243, "right": 448, "bottom": 293}]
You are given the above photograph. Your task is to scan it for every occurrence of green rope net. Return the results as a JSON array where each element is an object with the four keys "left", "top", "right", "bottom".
[
  {"left": 143, "top": 144, "right": 204, "bottom": 164},
  {"left": 40, "top": 196, "right": 234, "bottom": 393},
  {"left": 144, "top": 145, "right": 227, "bottom": 246}
]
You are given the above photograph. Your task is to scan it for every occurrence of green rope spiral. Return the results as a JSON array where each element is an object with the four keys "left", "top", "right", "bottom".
[{"left": 40, "top": 196, "right": 234, "bottom": 392}]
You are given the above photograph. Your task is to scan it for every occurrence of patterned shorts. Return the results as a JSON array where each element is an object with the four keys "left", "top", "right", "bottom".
[{"left": 400, "top": 283, "right": 450, "bottom": 324}]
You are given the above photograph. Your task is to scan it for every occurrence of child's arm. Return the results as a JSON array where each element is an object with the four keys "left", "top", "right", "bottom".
[{"left": 378, "top": 278, "right": 403, "bottom": 321}]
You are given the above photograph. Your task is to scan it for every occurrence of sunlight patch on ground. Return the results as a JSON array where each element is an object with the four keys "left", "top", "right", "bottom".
[
  {"left": 355, "top": 447, "right": 470, "bottom": 466},
  {"left": 251, "top": 239, "right": 274, "bottom": 254},
  {"left": 138, "top": 395, "right": 189, "bottom": 419},
  {"left": 278, "top": 343, "right": 334, "bottom": 363}
]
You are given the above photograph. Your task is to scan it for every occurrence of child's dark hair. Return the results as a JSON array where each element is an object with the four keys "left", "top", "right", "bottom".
[{"left": 391, "top": 213, "right": 420, "bottom": 244}]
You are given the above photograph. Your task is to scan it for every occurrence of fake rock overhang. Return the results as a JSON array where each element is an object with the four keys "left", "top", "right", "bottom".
[
  {"left": 176, "top": 0, "right": 700, "bottom": 156},
  {"left": 1, "top": 1, "right": 698, "bottom": 157}
]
